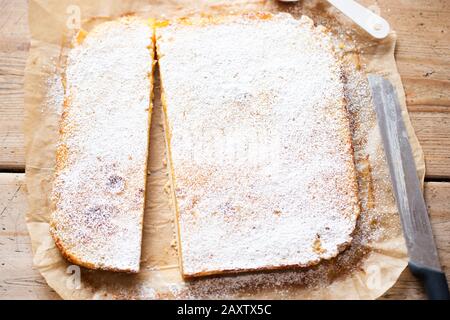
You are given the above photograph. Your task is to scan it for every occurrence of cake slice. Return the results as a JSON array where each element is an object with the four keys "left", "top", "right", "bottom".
[
  {"left": 50, "top": 17, "right": 154, "bottom": 272},
  {"left": 156, "top": 13, "right": 360, "bottom": 278}
]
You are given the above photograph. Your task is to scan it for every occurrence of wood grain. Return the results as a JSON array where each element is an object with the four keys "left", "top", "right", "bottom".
[
  {"left": 0, "top": 173, "right": 58, "bottom": 299},
  {"left": 0, "top": 0, "right": 449, "bottom": 300},
  {"left": 410, "top": 112, "right": 450, "bottom": 180},
  {"left": 0, "top": 172, "right": 448, "bottom": 299},
  {"left": 0, "top": 0, "right": 449, "bottom": 177},
  {"left": 367, "top": 0, "right": 450, "bottom": 178},
  {"left": 0, "top": 0, "right": 29, "bottom": 170},
  {"left": 382, "top": 181, "right": 450, "bottom": 299}
]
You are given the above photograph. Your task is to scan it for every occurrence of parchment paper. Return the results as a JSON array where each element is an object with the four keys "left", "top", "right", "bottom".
[{"left": 24, "top": 0, "right": 425, "bottom": 299}]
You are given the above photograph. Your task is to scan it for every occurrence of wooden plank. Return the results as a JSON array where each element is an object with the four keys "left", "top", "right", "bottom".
[
  {"left": 410, "top": 112, "right": 450, "bottom": 179},
  {"left": 0, "top": 173, "right": 58, "bottom": 299},
  {"left": 382, "top": 181, "right": 450, "bottom": 299},
  {"left": 0, "top": 0, "right": 449, "bottom": 177},
  {"left": 382, "top": 0, "right": 450, "bottom": 84},
  {"left": 404, "top": 79, "right": 450, "bottom": 107},
  {"left": 0, "top": 172, "right": 448, "bottom": 299},
  {"left": 371, "top": 0, "right": 450, "bottom": 178},
  {"left": 0, "top": 0, "right": 29, "bottom": 170}
]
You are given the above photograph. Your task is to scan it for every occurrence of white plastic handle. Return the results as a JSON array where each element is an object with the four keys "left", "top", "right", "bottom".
[{"left": 327, "top": 0, "right": 390, "bottom": 39}]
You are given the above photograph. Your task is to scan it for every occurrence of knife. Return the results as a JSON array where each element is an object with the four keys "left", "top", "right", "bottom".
[
  {"left": 368, "top": 74, "right": 450, "bottom": 300},
  {"left": 278, "top": 0, "right": 390, "bottom": 39}
]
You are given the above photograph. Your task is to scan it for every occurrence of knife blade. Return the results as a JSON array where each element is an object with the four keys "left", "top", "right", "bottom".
[{"left": 368, "top": 74, "right": 450, "bottom": 300}]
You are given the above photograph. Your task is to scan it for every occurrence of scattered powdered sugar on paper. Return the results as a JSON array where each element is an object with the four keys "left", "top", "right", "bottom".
[
  {"left": 43, "top": 74, "right": 64, "bottom": 115},
  {"left": 50, "top": 17, "right": 153, "bottom": 272},
  {"left": 157, "top": 13, "right": 360, "bottom": 277}
]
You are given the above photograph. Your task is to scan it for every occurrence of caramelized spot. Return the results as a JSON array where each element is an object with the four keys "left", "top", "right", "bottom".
[
  {"left": 55, "top": 144, "right": 69, "bottom": 171},
  {"left": 255, "top": 12, "right": 273, "bottom": 20},
  {"left": 178, "top": 17, "right": 192, "bottom": 26},
  {"left": 370, "top": 218, "right": 378, "bottom": 227},
  {"left": 155, "top": 19, "right": 170, "bottom": 28},
  {"left": 147, "top": 18, "right": 155, "bottom": 27},
  {"left": 75, "top": 29, "right": 88, "bottom": 45},
  {"left": 351, "top": 53, "right": 361, "bottom": 71},
  {"left": 191, "top": 195, "right": 199, "bottom": 208},
  {"left": 359, "top": 155, "right": 375, "bottom": 209},
  {"left": 313, "top": 235, "right": 326, "bottom": 254},
  {"left": 120, "top": 12, "right": 137, "bottom": 18}
]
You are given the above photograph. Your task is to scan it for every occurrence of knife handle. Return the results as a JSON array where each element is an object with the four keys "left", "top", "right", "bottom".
[{"left": 409, "top": 262, "right": 450, "bottom": 300}]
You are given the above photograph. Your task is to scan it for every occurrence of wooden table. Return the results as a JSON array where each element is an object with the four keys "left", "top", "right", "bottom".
[{"left": 0, "top": 0, "right": 449, "bottom": 299}]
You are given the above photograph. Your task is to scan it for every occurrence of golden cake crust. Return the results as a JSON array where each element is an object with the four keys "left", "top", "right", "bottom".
[
  {"left": 157, "top": 12, "right": 360, "bottom": 278},
  {"left": 50, "top": 17, "right": 154, "bottom": 273}
]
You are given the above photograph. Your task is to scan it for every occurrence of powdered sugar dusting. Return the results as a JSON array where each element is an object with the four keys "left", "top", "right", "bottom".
[
  {"left": 43, "top": 74, "right": 64, "bottom": 115},
  {"left": 50, "top": 17, "right": 154, "bottom": 272},
  {"left": 157, "top": 13, "right": 360, "bottom": 277}
]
